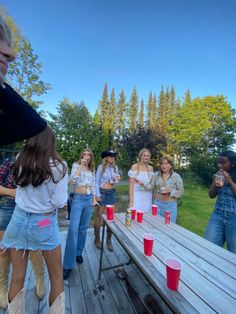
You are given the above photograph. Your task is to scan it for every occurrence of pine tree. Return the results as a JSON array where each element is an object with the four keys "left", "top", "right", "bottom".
[
  {"left": 117, "top": 89, "right": 127, "bottom": 135},
  {"left": 146, "top": 91, "right": 153, "bottom": 129},
  {"left": 139, "top": 99, "right": 145, "bottom": 128},
  {"left": 99, "top": 82, "right": 109, "bottom": 126},
  {"left": 152, "top": 93, "right": 157, "bottom": 130},
  {"left": 128, "top": 87, "right": 139, "bottom": 132},
  {"left": 109, "top": 88, "right": 116, "bottom": 132}
]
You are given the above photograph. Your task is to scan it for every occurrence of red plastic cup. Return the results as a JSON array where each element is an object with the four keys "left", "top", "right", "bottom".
[
  {"left": 137, "top": 211, "right": 144, "bottom": 223},
  {"left": 143, "top": 233, "right": 155, "bottom": 256},
  {"left": 165, "top": 211, "right": 170, "bottom": 224},
  {"left": 131, "top": 208, "right": 136, "bottom": 220},
  {"left": 152, "top": 204, "right": 158, "bottom": 216},
  {"left": 165, "top": 258, "right": 183, "bottom": 290},
  {"left": 106, "top": 205, "right": 114, "bottom": 220}
]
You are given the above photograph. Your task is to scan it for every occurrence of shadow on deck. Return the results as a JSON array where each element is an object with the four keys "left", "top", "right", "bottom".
[{"left": 0, "top": 229, "right": 170, "bottom": 314}]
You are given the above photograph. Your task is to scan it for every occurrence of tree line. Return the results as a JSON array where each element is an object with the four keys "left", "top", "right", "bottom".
[{"left": 1, "top": 7, "right": 236, "bottom": 185}]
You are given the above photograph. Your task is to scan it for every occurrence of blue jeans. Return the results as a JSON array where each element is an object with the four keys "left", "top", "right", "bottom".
[
  {"left": 153, "top": 199, "right": 178, "bottom": 223},
  {"left": 63, "top": 193, "right": 92, "bottom": 269},
  {"left": 205, "top": 209, "right": 236, "bottom": 253}
]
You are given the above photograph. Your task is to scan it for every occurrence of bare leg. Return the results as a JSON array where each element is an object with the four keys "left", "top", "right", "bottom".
[
  {"left": 8, "top": 249, "right": 29, "bottom": 302},
  {"left": 0, "top": 231, "right": 10, "bottom": 309},
  {"left": 29, "top": 250, "right": 46, "bottom": 299},
  {"left": 43, "top": 245, "right": 64, "bottom": 306}
]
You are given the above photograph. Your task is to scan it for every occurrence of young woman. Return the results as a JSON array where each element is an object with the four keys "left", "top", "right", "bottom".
[
  {"left": 0, "top": 158, "right": 45, "bottom": 310},
  {"left": 0, "top": 126, "right": 68, "bottom": 314},
  {"left": 128, "top": 148, "right": 154, "bottom": 212},
  {"left": 63, "top": 149, "right": 97, "bottom": 280},
  {"left": 143, "top": 157, "right": 183, "bottom": 223},
  {"left": 94, "top": 150, "right": 120, "bottom": 252},
  {"left": 205, "top": 151, "right": 236, "bottom": 253}
]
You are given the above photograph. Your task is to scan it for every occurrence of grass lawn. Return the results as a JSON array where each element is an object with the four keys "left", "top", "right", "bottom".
[{"left": 116, "top": 182, "right": 216, "bottom": 238}]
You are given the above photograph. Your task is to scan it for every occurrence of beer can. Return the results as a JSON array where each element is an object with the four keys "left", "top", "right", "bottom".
[
  {"left": 165, "top": 211, "right": 170, "bottom": 224},
  {"left": 125, "top": 209, "right": 132, "bottom": 226}
]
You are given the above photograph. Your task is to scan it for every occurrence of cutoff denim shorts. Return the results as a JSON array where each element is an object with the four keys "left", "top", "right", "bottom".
[
  {"left": 0, "top": 196, "right": 15, "bottom": 231},
  {"left": 1, "top": 205, "right": 60, "bottom": 251},
  {"left": 99, "top": 188, "right": 116, "bottom": 206}
]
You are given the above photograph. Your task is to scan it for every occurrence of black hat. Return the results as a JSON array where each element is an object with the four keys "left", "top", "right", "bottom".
[{"left": 101, "top": 149, "right": 117, "bottom": 158}]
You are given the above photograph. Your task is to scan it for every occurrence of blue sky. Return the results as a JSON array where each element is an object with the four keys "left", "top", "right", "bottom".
[{"left": 1, "top": 0, "right": 236, "bottom": 115}]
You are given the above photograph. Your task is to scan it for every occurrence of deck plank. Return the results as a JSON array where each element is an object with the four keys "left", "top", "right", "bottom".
[{"left": 87, "top": 231, "right": 136, "bottom": 314}]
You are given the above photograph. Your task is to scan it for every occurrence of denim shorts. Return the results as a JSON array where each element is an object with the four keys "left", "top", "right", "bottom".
[
  {"left": 99, "top": 188, "right": 116, "bottom": 206},
  {"left": 1, "top": 205, "right": 60, "bottom": 251},
  {"left": 0, "top": 196, "right": 15, "bottom": 231}
]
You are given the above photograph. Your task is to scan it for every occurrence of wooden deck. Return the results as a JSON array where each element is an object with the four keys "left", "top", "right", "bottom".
[{"left": 0, "top": 229, "right": 167, "bottom": 314}]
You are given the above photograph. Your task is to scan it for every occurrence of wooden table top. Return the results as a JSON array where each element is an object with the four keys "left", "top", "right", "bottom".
[{"left": 103, "top": 212, "right": 236, "bottom": 314}]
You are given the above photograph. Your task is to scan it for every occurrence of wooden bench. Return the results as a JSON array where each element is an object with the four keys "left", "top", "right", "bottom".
[{"left": 99, "top": 212, "right": 236, "bottom": 313}]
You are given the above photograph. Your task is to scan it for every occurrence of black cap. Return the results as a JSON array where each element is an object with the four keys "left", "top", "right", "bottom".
[{"left": 101, "top": 149, "right": 117, "bottom": 158}]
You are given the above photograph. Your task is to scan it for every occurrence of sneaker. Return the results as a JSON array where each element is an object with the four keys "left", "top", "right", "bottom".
[
  {"left": 63, "top": 269, "right": 71, "bottom": 280},
  {"left": 76, "top": 256, "right": 83, "bottom": 264}
]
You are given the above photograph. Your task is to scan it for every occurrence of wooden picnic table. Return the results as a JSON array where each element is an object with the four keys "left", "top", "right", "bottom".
[{"left": 99, "top": 212, "right": 236, "bottom": 314}]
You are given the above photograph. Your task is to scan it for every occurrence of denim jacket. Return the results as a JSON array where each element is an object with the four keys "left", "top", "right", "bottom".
[{"left": 214, "top": 183, "right": 236, "bottom": 213}]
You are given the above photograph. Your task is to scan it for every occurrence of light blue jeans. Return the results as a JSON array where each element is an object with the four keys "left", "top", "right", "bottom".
[
  {"left": 153, "top": 199, "right": 178, "bottom": 223},
  {"left": 63, "top": 193, "right": 93, "bottom": 269},
  {"left": 205, "top": 209, "right": 236, "bottom": 253}
]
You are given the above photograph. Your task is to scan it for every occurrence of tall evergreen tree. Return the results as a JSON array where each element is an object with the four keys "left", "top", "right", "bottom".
[
  {"left": 116, "top": 89, "right": 127, "bottom": 135},
  {"left": 109, "top": 88, "right": 116, "bottom": 132},
  {"left": 152, "top": 93, "right": 157, "bottom": 130},
  {"left": 139, "top": 99, "right": 145, "bottom": 128},
  {"left": 99, "top": 82, "right": 109, "bottom": 125},
  {"left": 146, "top": 91, "right": 153, "bottom": 129},
  {"left": 128, "top": 87, "right": 139, "bottom": 132}
]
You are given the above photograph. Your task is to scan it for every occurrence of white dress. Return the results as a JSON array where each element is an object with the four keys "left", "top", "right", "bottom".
[{"left": 128, "top": 170, "right": 153, "bottom": 212}]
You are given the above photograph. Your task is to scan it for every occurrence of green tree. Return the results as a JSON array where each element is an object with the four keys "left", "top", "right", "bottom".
[
  {"left": 99, "top": 82, "right": 109, "bottom": 125},
  {"left": 138, "top": 99, "right": 145, "bottom": 128},
  {"left": 1, "top": 8, "right": 51, "bottom": 109},
  {"left": 49, "top": 98, "right": 93, "bottom": 168},
  {"left": 146, "top": 91, "right": 153, "bottom": 129},
  {"left": 116, "top": 89, "right": 127, "bottom": 135},
  {"left": 128, "top": 87, "right": 139, "bottom": 132}
]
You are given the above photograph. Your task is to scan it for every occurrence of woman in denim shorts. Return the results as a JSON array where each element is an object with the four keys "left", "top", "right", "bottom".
[
  {"left": 205, "top": 151, "right": 236, "bottom": 253},
  {"left": 1, "top": 127, "right": 68, "bottom": 313},
  {"left": 94, "top": 150, "right": 121, "bottom": 251}
]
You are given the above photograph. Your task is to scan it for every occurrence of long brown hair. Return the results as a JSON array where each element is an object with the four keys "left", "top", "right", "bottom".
[
  {"left": 13, "top": 126, "right": 67, "bottom": 187},
  {"left": 159, "top": 156, "right": 174, "bottom": 176},
  {"left": 78, "top": 149, "right": 95, "bottom": 171}
]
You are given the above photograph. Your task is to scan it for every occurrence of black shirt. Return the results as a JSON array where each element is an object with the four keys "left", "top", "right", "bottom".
[{"left": 0, "top": 83, "right": 47, "bottom": 145}]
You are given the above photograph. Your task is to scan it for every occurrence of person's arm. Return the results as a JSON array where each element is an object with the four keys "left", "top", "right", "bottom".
[
  {"left": 209, "top": 176, "right": 220, "bottom": 198},
  {"left": 143, "top": 173, "right": 156, "bottom": 191},
  {"left": 128, "top": 165, "right": 138, "bottom": 208},
  {"left": 0, "top": 83, "right": 47, "bottom": 145},
  {"left": 0, "top": 185, "right": 16, "bottom": 197},
  {"left": 128, "top": 177, "right": 135, "bottom": 208},
  {"left": 91, "top": 171, "right": 99, "bottom": 205},
  {"left": 51, "top": 172, "right": 69, "bottom": 209},
  {"left": 221, "top": 170, "right": 236, "bottom": 196},
  {"left": 169, "top": 174, "right": 184, "bottom": 198},
  {"left": 95, "top": 165, "right": 102, "bottom": 198}
]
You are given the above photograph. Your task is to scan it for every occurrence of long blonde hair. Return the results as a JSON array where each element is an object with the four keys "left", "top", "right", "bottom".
[
  {"left": 136, "top": 148, "right": 151, "bottom": 175},
  {"left": 101, "top": 156, "right": 117, "bottom": 173}
]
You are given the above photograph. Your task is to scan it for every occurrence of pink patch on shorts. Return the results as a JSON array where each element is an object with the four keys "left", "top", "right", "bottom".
[{"left": 38, "top": 219, "right": 51, "bottom": 228}]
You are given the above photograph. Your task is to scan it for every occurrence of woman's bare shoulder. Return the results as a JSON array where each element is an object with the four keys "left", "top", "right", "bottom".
[{"left": 131, "top": 163, "right": 138, "bottom": 171}]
